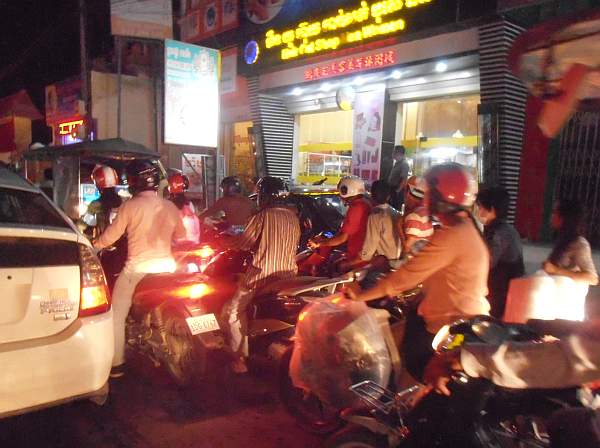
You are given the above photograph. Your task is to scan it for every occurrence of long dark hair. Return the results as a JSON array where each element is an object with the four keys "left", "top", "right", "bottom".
[{"left": 549, "top": 198, "right": 586, "bottom": 264}]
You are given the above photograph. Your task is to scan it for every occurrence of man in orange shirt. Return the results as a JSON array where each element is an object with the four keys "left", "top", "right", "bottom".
[{"left": 351, "top": 163, "right": 490, "bottom": 381}]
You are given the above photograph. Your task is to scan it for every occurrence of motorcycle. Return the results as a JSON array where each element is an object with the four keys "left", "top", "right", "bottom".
[
  {"left": 123, "top": 244, "right": 337, "bottom": 387},
  {"left": 278, "top": 269, "right": 420, "bottom": 435},
  {"left": 326, "top": 316, "right": 591, "bottom": 448}
]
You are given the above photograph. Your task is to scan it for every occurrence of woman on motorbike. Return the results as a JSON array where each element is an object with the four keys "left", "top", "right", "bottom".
[
  {"left": 349, "top": 163, "right": 490, "bottom": 381},
  {"left": 168, "top": 170, "right": 200, "bottom": 244}
]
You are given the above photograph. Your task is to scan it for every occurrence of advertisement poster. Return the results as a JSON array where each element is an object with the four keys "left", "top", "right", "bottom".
[
  {"left": 111, "top": 0, "right": 173, "bottom": 39},
  {"left": 180, "top": 0, "right": 240, "bottom": 41},
  {"left": 182, "top": 153, "right": 207, "bottom": 195},
  {"left": 352, "top": 88, "right": 385, "bottom": 182},
  {"left": 165, "top": 40, "right": 220, "bottom": 147}
]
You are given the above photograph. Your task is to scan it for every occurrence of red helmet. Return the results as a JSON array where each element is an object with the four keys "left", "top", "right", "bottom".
[
  {"left": 424, "top": 163, "right": 477, "bottom": 209},
  {"left": 91, "top": 165, "right": 119, "bottom": 189},
  {"left": 168, "top": 171, "right": 189, "bottom": 194}
]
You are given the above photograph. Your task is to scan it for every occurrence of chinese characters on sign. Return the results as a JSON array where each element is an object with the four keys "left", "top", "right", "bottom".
[
  {"left": 304, "top": 50, "right": 396, "bottom": 81},
  {"left": 264, "top": 0, "right": 433, "bottom": 61}
]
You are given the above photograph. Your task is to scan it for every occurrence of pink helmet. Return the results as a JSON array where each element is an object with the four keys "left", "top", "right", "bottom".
[{"left": 91, "top": 165, "right": 119, "bottom": 189}]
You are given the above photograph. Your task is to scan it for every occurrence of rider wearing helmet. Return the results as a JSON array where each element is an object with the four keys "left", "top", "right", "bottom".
[
  {"left": 198, "top": 176, "right": 256, "bottom": 231},
  {"left": 351, "top": 163, "right": 490, "bottom": 381},
  {"left": 402, "top": 175, "right": 434, "bottom": 258},
  {"left": 222, "top": 176, "right": 301, "bottom": 373},
  {"left": 168, "top": 170, "right": 200, "bottom": 244},
  {"left": 308, "top": 176, "right": 372, "bottom": 264},
  {"left": 93, "top": 160, "right": 186, "bottom": 378}
]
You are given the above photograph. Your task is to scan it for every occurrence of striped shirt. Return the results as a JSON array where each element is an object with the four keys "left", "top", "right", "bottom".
[
  {"left": 404, "top": 207, "right": 434, "bottom": 239},
  {"left": 230, "top": 205, "right": 301, "bottom": 291}
]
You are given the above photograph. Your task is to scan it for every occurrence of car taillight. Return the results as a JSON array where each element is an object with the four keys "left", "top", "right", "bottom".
[{"left": 79, "top": 244, "right": 110, "bottom": 317}]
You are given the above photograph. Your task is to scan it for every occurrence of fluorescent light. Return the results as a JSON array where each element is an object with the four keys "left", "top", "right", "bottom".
[
  {"left": 291, "top": 87, "right": 303, "bottom": 96},
  {"left": 446, "top": 71, "right": 472, "bottom": 80},
  {"left": 401, "top": 77, "right": 427, "bottom": 86},
  {"left": 391, "top": 70, "right": 402, "bottom": 79},
  {"left": 321, "top": 82, "right": 333, "bottom": 92},
  {"left": 435, "top": 61, "right": 448, "bottom": 73}
]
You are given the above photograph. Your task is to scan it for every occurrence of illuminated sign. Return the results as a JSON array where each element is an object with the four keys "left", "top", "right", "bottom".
[
  {"left": 263, "top": 0, "right": 433, "bottom": 61},
  {"left": 58, "top": 120, "right": 84, "bottom": 135},
  {"left": 304, "top": 49, "right": 397, "bottom": 80}
]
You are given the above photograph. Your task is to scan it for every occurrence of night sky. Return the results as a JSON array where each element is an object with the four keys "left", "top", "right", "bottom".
[{"left": 0, "top": 0, "right": 111, "bottom": 111}]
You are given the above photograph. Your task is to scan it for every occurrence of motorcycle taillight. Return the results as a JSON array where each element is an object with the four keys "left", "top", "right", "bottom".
[{"left": 79, "top": 244, "right": 110, "bottom": 317}]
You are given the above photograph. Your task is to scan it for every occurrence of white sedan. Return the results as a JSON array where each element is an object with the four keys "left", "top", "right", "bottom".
[{"left": 0, "top": 167, "right": 113, "bottom": 418}]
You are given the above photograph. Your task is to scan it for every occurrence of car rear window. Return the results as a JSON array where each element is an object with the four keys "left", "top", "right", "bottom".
[
  {"left": 0, "top": 237, "right": 79, "bottom": 268},
  {"left": 0, "top": 188, "right": 71, "bottom": 229}
]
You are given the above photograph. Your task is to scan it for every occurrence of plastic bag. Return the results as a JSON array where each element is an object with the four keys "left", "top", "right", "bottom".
[
  {"left": 504, "top": 271, "right": 588, "bottom": 323},
  {"left": 289, "top": 294, "right": 392, "bottom": 408}
]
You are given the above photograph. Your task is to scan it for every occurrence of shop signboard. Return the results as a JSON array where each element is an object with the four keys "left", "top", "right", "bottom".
[
  {"left": 164, "top": 40, "right": 220, "bottom": 147},
  {"left": 352, "top": 87, "right": 385, "bottom": 182},
  {"left": 110, "top": 0, "right": 173, "bottom": 40},
  {"left": 221, "top": 48, "right": 238, "bottom": 94},
  {"left": 45, "top": 79, "right": 82, "bottom": 125},
  {"left": 179, "top": 0, "right": 240, "bottom": 42}
]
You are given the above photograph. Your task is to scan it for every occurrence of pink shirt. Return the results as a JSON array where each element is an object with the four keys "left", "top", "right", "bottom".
[{"left": 94, "top": 191, "right": 186, "bottom": 271}]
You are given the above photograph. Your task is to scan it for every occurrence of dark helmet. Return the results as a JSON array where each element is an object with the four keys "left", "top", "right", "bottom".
[
  {"left": 221, "top": 176, "right": 242, "bottom": 195},
  {"left": 256, "top": 176, "right": 287, "bottom": 206},
  {"left": 167, "top": 169, "right": 189, "bottom": 195},
  {"left": 424, "top": 162, "right": 477, "bottom": 214},
  {"left": 126, "top": 160, "right": 160, "bottom": 194}
]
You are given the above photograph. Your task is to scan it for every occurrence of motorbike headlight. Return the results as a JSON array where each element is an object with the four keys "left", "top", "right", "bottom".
[
  {"left": 431, "top": 325, "right": 465, "bottom": 352},
  {"left": 194, "top": 245, "right": 215, "bottom": 259}
]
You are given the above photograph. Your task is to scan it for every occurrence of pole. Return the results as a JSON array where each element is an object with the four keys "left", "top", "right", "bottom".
[
  {"left": 79, "top": 0, "right": 90, "bottom": 138},
  {"left": 117, "top": 36, "right": 123, "bottom": 138}
]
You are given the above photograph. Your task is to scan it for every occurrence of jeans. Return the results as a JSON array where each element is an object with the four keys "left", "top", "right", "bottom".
[
  {"left": 222, "top": 287, "right": 255, "bottom": 358},
  {"left": 111, "top": 265, "right": 146, "bottom": 367}
]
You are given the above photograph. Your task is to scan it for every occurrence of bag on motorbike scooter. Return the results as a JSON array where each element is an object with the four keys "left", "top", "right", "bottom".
[
  {"left": 289, "top": 294, "right": 392, "bottom": 408},
  {"left": 504, "top": 271, "right": 588, "bottom": 323}
]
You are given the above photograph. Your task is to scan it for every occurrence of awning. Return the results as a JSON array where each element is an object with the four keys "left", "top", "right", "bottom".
[
  {"left": 23, "top": 138, "right": 160, "bottom": 162},
  {"left": 0, "top": 90, "right": 43, "bottom": 120},
  {"left": 508, "top": 10, "right": 600, "bottom": 137}
]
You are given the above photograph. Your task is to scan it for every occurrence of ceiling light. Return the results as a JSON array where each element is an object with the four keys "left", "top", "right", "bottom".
[
  {"left": 291, "top": 87, "right": 303, "bottom": 96},
  {"left": 391, "top": 70, "right": 402, "bottom": 80},
  {"left": 353, "top": 76, "right": 365, "bottom": 86},
  {"left": 321, "top": 82, "right": 333, "bottom": 92},
  {"left": 435, "top": 61, "right": 448, "bottom": 73}
]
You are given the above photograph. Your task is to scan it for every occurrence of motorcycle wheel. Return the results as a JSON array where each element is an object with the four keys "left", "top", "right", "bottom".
[
  {"left": 325, "top": 426, "right": 384, "bottom": 448},
  {"left": 278, "top": 347, "right": 344, "bottom": 435},
  {"left": 162, "top": 308, "right": 206, "bottom": 387}
]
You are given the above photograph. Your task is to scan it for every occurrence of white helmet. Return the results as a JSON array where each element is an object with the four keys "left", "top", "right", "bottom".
[
  {"left": 92, "top": 165, "right": 119, "bottom": 189},
  {"left": 337, "top": 176, "right": 366, "bottom": 199}
]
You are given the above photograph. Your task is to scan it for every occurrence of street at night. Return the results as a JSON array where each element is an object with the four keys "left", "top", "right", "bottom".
[{"left": 0, "top": 355, "right": 319, "bottom": 448}]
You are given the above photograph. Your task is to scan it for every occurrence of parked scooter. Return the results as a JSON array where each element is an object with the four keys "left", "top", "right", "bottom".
[{"left": 326, "top": 316, "right": 590, "bottom": 448}]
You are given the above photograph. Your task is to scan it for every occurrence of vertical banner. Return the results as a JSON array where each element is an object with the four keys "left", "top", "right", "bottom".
[
  {"left": 352, "top": 87, "right": 385, "bottom": 183},
  {"left": 111, "top": 0, "right": 173, "bottom": 39},
  {"left": 165, "top": 40, "right": 220, "bottom": 147}
]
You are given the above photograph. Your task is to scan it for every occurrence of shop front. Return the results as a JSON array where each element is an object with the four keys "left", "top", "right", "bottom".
[{"left": 247, "top": 27, "right": 483, "bottom": 186}]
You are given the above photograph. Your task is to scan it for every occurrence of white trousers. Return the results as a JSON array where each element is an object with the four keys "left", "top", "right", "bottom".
[
  {"left": 111, "top": 266, "right": 146, "bottom": 367},
  {"left": 222, "top": 287, "right": 255, "bottom": 358}
]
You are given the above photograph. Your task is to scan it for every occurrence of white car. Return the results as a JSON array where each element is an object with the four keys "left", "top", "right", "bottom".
[{"left": 0, "top": 167, "right": 113, "bottom": 418}]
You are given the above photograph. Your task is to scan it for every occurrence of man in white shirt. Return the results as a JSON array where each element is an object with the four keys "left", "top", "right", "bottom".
[{"left": 94, "top": 160, "right": 186, "bottom": 377}]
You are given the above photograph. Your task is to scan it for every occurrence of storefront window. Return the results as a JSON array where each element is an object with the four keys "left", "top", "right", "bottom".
[
  {"left": 397, "top": 95, "right": 480, "bottom": 178},
  {"left": 297, "top": 110, "right": 353, "bottom": 186}
]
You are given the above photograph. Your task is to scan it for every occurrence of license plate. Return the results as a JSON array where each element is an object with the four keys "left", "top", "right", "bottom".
[{"left": 186, "top": 313, "right": 220, "bottom": 336}]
